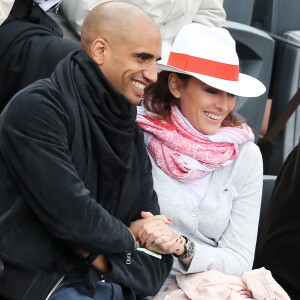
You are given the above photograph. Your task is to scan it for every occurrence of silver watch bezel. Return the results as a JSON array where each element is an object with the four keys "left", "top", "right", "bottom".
[{"left": 177, "top": 236, "right": 195, "bottom": 259}]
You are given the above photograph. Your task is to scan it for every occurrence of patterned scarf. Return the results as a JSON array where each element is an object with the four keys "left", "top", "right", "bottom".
[{"left": 136, "top": 105, "right": 254, "bottom": 183}]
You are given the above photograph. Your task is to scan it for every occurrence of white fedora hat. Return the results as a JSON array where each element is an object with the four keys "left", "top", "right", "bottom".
[{"left": 158, "top": 23, "right": 266, "bottom": 98}]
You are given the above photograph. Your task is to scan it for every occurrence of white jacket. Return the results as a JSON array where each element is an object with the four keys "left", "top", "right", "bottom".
[
  {"left": 0, "top": 0, "right": 14, "bottom": 25},
  {"left": 150, "top": 141, "right": 263, "bottom": 292},
  {"left": 61, "top": 0, "right": 226, "bottom": 59}
]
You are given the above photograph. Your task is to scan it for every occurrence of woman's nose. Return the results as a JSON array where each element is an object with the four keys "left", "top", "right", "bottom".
[{"left": 215, "top": 93, "right": 230, "bottom": 110}]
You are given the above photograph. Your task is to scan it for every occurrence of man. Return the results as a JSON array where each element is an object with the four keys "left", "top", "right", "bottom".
[
  {"left": 0, "top": 0, "right": 80, "bottom": 112},
  {"left": 0, "top": 2, "right": 173, "bottom": 299},
  {"left": 259, "top": 143, "right": 300, "bottom": 300}
]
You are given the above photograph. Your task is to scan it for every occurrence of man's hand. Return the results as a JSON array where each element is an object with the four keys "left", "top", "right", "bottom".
[
  {"left": 91, "top": 255, "right": 110, "bottom": 273},
  {"left": 72, "top": 246, "right": 110, "bottom": 273}
]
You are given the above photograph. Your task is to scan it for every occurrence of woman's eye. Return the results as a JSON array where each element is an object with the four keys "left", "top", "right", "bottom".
[
  {"left": 206, "top": 89, "right": 218, "bottom": 94},
  {"left": 228, "top": 93, "right": 236, "bottom": 98}
]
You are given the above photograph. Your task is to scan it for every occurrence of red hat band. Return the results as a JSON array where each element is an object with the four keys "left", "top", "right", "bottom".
[{"left": 167, "top": 52, "right": 240, "bottom": 81}]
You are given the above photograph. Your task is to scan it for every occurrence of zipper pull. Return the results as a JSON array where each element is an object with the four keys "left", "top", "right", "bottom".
[
  {"left": 54, "top": 0, "right": 63, "bottom": 13},
  {"left": 126, "top": 252, "right": 132, "bottom": 264}
]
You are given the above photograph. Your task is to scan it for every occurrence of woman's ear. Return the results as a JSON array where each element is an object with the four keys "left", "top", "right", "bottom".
[
  {"left": 168, "top": 73, "right": 181, "bottom": 99},
  {"left": 90, "top": 38, "right": 106, "bottom": 65}
]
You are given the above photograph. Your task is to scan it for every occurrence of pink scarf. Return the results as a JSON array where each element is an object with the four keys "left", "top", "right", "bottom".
[{"left": 136, "top": 106, "right": 254, "bottom": 183}]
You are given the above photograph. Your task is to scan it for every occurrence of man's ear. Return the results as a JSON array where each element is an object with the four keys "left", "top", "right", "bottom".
[
  {"left": 90, "top": 38, "right": 107, "bottom": 65},
  {"left": 168, "top": 73, "right": 181, "bottom": 98}
]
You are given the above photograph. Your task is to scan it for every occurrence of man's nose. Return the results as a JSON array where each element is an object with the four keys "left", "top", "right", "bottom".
[{"left": 143, "top": 63, "right": 158, "bottom": 83}]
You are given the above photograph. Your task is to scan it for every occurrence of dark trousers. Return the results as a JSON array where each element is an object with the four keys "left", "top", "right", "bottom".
[{"left": 49, "top": 280, "right": 125, "bottom": 300}]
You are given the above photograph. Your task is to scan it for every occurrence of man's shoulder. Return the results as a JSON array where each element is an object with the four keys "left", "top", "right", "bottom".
[
  {"left": 0, "top": 78, "right": 73, "bottom": 130},
  {"left": 6, "top": 78, "right": 69, "bottom": 112}
]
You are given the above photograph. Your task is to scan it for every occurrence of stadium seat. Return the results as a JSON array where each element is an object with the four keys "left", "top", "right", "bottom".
[
  {"left": 253, "top": 175, "right": 277, "bottom": 269},
  {"left": 223, "top": 21, "right": 275, "bottom": 141}
]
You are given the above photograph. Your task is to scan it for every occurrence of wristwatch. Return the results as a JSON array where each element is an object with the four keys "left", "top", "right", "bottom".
[{"left": 173, "top": 236, "right": 195, "bottom": 259}]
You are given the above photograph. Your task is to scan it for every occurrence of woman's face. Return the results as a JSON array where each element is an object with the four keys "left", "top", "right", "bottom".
[{"left": 169, "top": 74, "right": 236, "bottom": 135}]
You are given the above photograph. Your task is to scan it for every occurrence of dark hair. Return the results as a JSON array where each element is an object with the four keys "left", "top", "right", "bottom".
[{"left": 143, "top": 71, "right": 245, "bottom": 127}]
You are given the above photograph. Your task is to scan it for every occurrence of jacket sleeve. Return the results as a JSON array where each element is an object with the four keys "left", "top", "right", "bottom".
[
  {"left": 193, "top": 0, "right": 226, "bottom": 27},
  {"left": 0, "top": 86, "right": 135, "bottom": 254},
  {"left": 105, "top": 250, "right": 173, "bottom": 297},
  {"left": 104, "top": 128, "right": 173, "bottom": 296}
]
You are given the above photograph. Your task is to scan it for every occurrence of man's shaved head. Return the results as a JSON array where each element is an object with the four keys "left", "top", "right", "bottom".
[
  {"left": 80, "top": 1, "right": 162, "bottom": 106},
  {"left": 81, "top": 1, "right": 159, "bottom": 53}
]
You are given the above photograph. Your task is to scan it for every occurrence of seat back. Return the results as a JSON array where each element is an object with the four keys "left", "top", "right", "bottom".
[
  {"left": 223, "top": 21, "right": 275, "bottom": 141},
  {"left": 253, "top": 175, "right": 277, "bottom": 269},
  {"left": 223, "top": 0, "right": 253, "bottom": 25},
  {"left": 262, "top": 31, "right": 300, "bottom": 175},
  {"left": 252, "top": 0, "right": 300, "bottom": 35}
]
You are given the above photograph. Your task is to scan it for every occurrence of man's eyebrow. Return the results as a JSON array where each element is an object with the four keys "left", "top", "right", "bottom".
[
  {"left": 135, "top": 52, "right": 154, "bottom": 58},
  {"left": 135, "top": 52, "right": 161, "bottom": 61}
]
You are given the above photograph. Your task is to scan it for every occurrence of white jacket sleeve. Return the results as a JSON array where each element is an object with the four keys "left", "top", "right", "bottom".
[
  {"left": 193, "top": 0, "right": 226, "bottom": 27},
  {"left": 0, "top": 0, "right": 14, "bottom": 25},
  {"left": 60, "top": 0, "right": 110, "bottom": 37},
  {"left": 60, "top": 0, "right": 226, "bottom": 41}
]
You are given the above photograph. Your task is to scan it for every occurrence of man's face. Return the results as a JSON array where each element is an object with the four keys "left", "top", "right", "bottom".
[{"left": 100, "top": 23, "right": 162, "bottom": 105}]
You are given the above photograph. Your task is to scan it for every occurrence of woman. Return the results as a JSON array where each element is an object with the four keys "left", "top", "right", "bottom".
[{"left": 135, "top": 23, "right": 266, "bottom": 293}]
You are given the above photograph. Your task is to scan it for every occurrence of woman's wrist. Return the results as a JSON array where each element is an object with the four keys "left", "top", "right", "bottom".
[
  {"left": 173, "top": 236, "right": 186, "bottom": 256},
  {"left": 173, "top": 236, "right": 195, "bottom": 260}
]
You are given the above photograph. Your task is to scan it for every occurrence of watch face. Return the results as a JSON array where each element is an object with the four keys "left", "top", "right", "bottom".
[
  {"left": 172, "top": 236, "right": 195, "bottom": 259},
  {"left": 186, "top": 239, "right": 192, "bottom": 249},
  {"left": 182, "top": 237, "right": 195, "bottom": 258}
]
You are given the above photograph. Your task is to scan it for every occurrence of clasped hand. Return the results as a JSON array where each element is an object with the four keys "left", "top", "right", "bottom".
[{"left": 129, "top": 211, "right": 183, "bottom": 255}]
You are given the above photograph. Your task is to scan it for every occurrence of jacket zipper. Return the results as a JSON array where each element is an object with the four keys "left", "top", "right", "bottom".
[
  {"left": 45, "top": 274, "right": 65, "bottom": 300},
  {"left": 126, "top": 252, "right": 132, "bottom": 264}
]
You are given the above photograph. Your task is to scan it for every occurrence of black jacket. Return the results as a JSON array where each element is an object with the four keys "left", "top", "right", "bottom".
[
  {"left": 259, "top": 143, "right": 300, "bottom": 299},
  {"left": 0, "top": 0, "right": 80, "bottom": 112},
  {"left": 0, "top": 50, "right": 173, "bottom": 300}
]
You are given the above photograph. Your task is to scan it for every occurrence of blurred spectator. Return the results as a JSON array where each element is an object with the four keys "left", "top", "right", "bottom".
[
  {"left": 0, "top": 0, "right": 14, "bottom": 25},
  {"left": 0, "top": 0, "right": 80, "bottom": 112},
  {"left": 259, "top": 142, "right": 300, "bottom": 299},
  {"left": 61, "top": 0, "right": 226, "bottom": 60}
]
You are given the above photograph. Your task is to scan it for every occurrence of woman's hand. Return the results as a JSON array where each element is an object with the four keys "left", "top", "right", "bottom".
[
  {"left": 146, "top": 235, "right": 184, "bottom": 255},
  {"left": 129, "top": 211, "right": 171, "bottom": 242}
]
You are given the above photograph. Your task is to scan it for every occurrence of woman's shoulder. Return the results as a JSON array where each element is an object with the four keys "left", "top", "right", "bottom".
[
  {"left": 238, "top": 141, "right": 262, "bottom": 159},
  {"left": 230, "top": 141, "right": 263, "bottom": 176}
]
